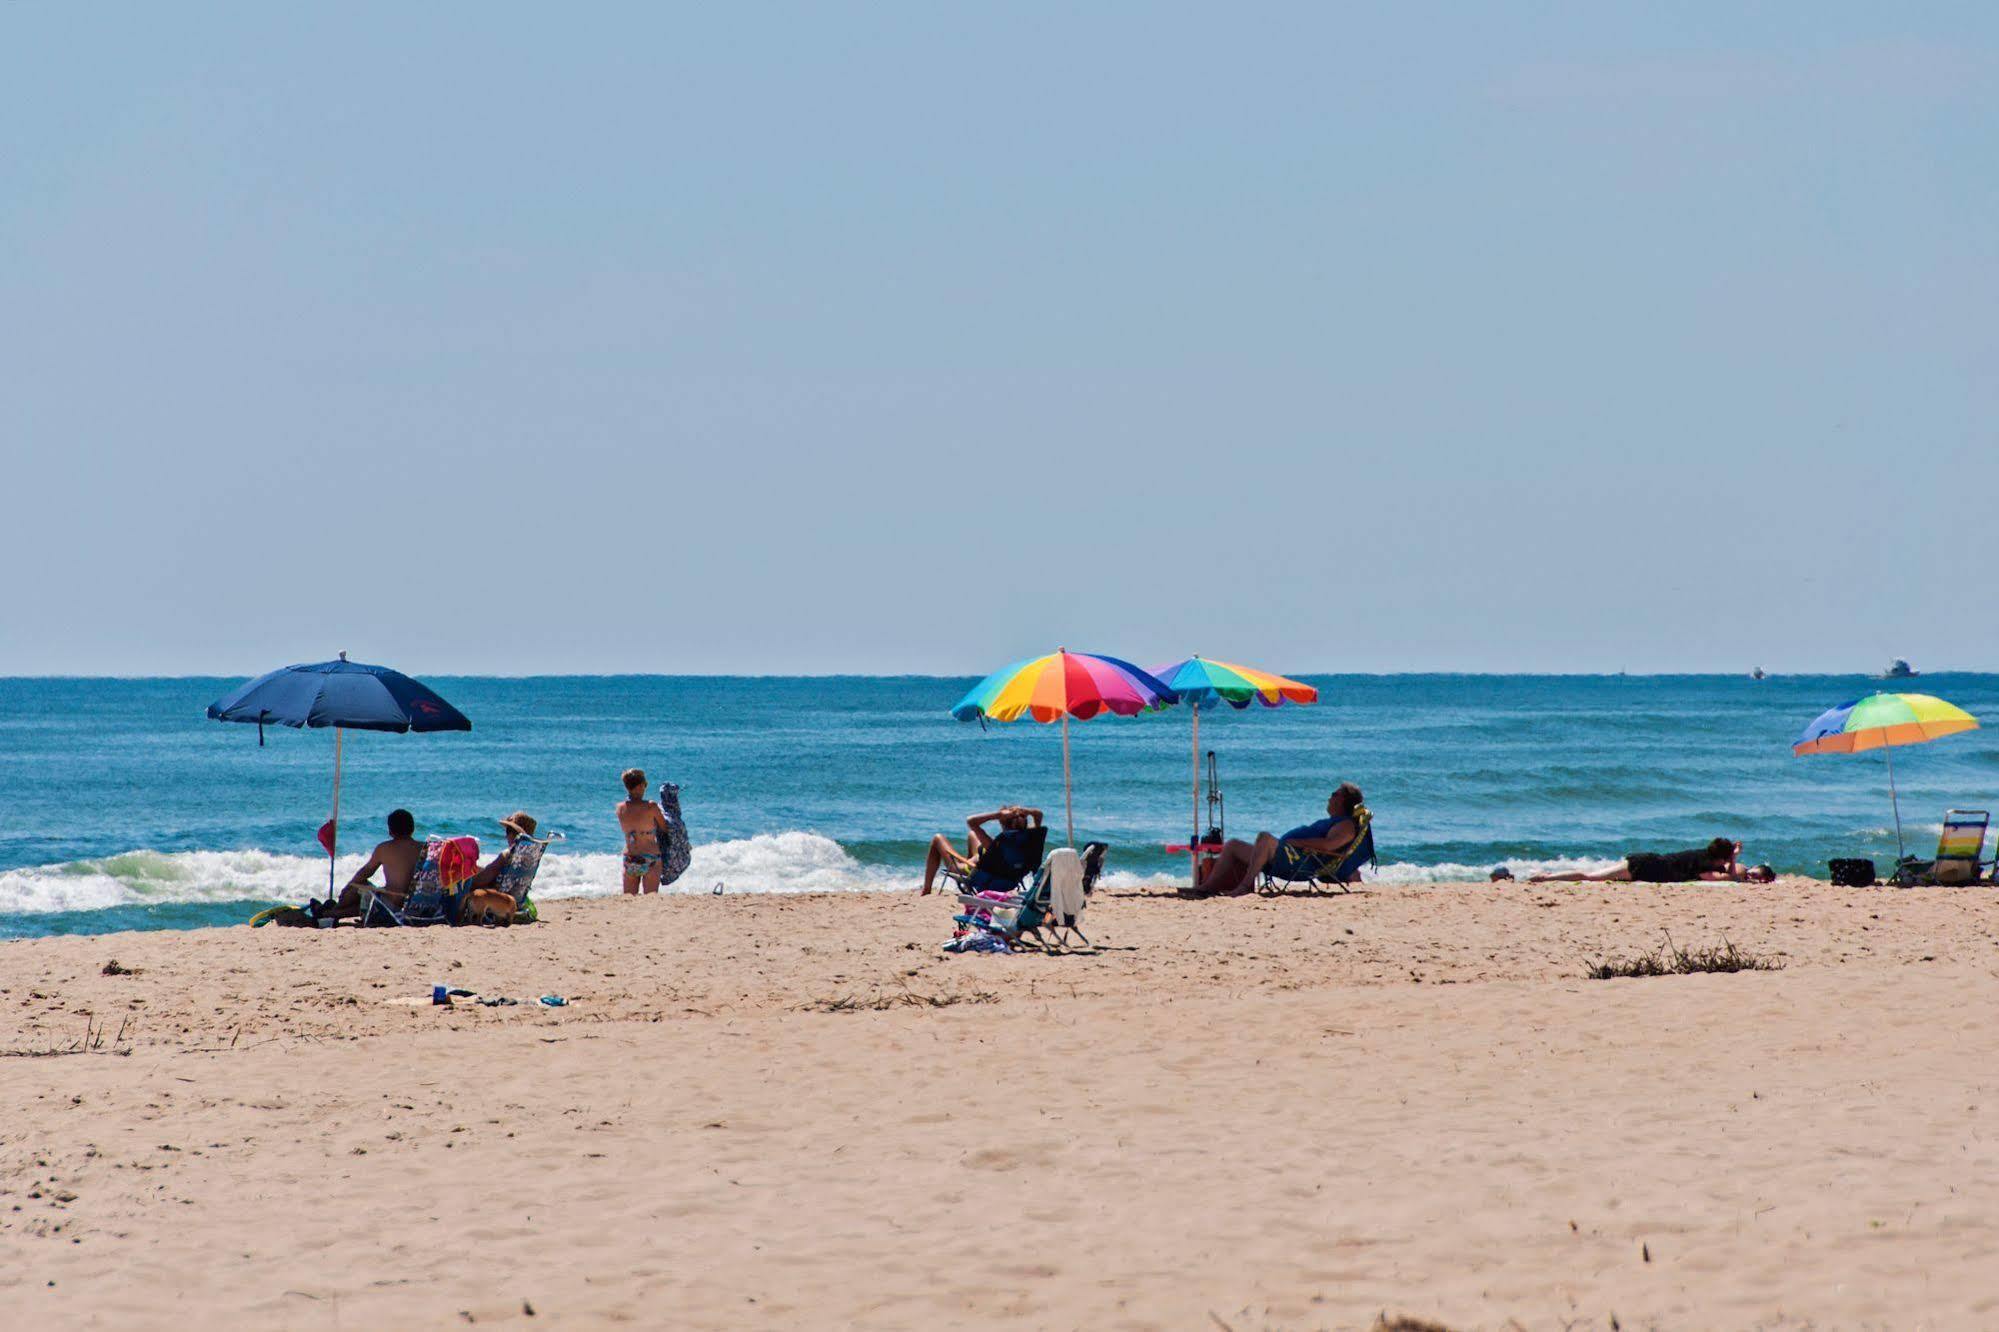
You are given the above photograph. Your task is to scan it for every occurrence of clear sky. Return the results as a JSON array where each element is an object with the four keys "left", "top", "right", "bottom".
[{"left": 3, "top": 4, "right": 1993, "bottom": 677}]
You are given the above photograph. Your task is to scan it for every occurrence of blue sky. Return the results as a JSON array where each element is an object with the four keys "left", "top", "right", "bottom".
[{"left": 3, "top": 4, "right": 1993, "bottom": 676}]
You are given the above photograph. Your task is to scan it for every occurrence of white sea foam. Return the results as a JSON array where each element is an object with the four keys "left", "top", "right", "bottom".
[
  {"left": 0, "top": 839, "right": 1639, "bottom": 916},
  {"left": 1368, "top": 856, "right": 1626, "bottom": 884},
  {"left": 0, "top": 832, "right": 905, "bottom": 916}
]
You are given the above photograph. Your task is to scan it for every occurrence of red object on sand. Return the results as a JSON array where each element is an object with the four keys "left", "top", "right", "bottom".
[{"left": 317, "top": 820, "right": 337, "bottom": 857}]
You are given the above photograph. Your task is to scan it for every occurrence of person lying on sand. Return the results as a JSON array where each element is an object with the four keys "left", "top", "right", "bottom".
[
  {"left": 920, "top": 805, "right": 1042, "bottom": 895},
  {"left": 1528, "top": 839, "right": 1776, "bottom": 884},
  {"left": 323, "top": 809, "right": 424, "bottom": 918},
  {"left": 461, "top": 810, "right": 539, "bottom": 893},
  {"left": 617, "top": 768, "right": 672, "bottom": 895},
  {"left": 1185, "top": 783, "right": 1367, "bottom": 898}
]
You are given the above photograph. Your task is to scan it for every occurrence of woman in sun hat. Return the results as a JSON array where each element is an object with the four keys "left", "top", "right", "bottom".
[{"left": 461, "top": 810, "right": 539, "bottom": 893}]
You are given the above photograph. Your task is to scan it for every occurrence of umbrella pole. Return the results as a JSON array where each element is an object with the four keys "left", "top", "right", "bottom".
[
  {"left": 329, "top": 726, "right": 344, "bottom": 897},
  {"left": 1885, "top": 745, "right": 1905, "bottom": 861},
  {"left": 1191, "top": 705, "right": 1201, "bottom": 889},
  {"left": 1061, "top": 712, "right": 1075, "bottom": 849}
]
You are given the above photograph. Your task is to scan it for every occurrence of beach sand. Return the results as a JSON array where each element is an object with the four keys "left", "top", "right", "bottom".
[{"left": 5, "top": 879, "right": 1999, "bottom": 1329}]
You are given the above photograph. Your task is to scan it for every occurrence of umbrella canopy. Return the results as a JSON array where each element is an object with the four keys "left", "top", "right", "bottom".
[
  {"left": 1151, "top": 656, "right": 1318, "bottom": 887},
  {"left": 1150, "top": 656, "right": 1317, "bottom": 711},
  {"left": 207, "top": 655, "right": 471, "bottom": 734},
  {"left": 1793, "top": 691, "right": 1978, "bottom": 859},
  {"left": 951, "top": 650, "right": 1176, "bottom": 846},
  {"left": 951, "top": 650, "right": 1174, "bottom": 724},
  {"left": 1792, "top": 692, "right": 1976, "bottom": 755},
  {"left": 207, "top": 653, "right": 470, "bottom": 897}
]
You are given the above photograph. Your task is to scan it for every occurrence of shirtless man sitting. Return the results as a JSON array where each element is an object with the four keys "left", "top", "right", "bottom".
[
  {"left": 326, "top": 809, "right": 425, "bottom": 919},
  {"left": 617, "top": 769, "right": 672, "bottom": 894},
  {"left": 920, "top": 804, "right": 1042, "bottom": 896}
]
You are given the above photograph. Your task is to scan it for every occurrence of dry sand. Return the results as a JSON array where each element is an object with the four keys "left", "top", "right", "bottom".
[{"left": 5, "top": 878, "right": 1999, "bottom": 1329}]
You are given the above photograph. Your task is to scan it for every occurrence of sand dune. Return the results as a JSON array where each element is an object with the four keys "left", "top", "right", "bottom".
[{"left": 5, "top": 879, "right": 1998, "bottom": 1328}]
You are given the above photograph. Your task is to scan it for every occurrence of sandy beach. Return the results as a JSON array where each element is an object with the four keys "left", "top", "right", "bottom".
[{"left": 5, "top": 879, "right": 1998, "bottom": 1330}]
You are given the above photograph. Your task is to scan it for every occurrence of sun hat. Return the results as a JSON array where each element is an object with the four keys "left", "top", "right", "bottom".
[{"left": 499, "top": 810, "right": 538, "bottom": 837}]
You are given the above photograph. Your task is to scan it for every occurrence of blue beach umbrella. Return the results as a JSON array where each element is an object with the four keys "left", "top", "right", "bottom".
[{"left": 207, "top": 653, "right": 470, "bottom": 893}]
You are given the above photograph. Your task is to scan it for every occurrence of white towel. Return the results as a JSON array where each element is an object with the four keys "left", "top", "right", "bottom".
[{"left": 1044, "top": 847, "right": 1085, "bottom": 923}]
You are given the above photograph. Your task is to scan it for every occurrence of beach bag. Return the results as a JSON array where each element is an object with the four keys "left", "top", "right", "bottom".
[
  {"left": 1829, "top": 858, "right": 1876, "bottom": 887},
  {"left": 658, "top": 782, "right": 692, "bottom": 886}
]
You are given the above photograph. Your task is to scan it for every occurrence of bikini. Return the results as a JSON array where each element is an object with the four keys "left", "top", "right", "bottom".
[{"left": 624, "top": 817, "right": 664, "bottom": 877}]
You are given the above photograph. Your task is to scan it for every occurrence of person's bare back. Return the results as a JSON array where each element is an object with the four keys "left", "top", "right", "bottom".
[
  {"left": 329, "top": 809, "right": 426, "bottom": 918},
  {"left": 369, "top": 836, "right": 425, "bottom": 899},
  {"left": 617, "top": 798, "right": 665, "bottom": 854}
]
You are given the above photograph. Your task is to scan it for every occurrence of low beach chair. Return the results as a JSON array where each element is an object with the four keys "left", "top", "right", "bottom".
[
  {"left": 1891, "top": 810, "right": 1988, "bottom": 886},
  {"left": 937, "top": 825, "right": 1048, "bottom": 899},
  {"left": 363, "top": 836, "right": 478, "bottom": 927},
  {"left": 456, "top": 832, "right": 562, "bottom": 925},
  {"left": 1256, "top": 811, "right": 1377, "bottom": 896},
  {"left": 954, "top": 841, "right": 1107, "bottom": 951}
]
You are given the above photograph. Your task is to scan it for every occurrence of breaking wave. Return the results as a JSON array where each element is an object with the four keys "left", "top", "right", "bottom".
[{"left": 0, "top": 832, "right": 905, "bottom": 916}]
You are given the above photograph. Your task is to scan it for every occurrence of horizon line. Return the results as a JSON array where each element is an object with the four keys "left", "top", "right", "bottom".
[{"left": 1, "top": 668, "right": 1988, "bottom": 683}]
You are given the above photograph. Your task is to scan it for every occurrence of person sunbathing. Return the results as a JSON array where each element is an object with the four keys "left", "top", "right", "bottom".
[
  {"left": 1528, "top": 839, "right": 1776, "bottom": 884},
  {"left": 920, "top": 805, "right": 1042, "bottom": 895},
  {"left": 324, "top": 809, "right": 424, "bottom": 918},
  {"left": 1187, "top": 783, "right": 1367, "bottom": 897}
]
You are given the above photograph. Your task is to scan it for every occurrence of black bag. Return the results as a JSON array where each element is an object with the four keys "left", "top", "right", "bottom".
[{"left": 1829, "top": 858, "right": 1876, "bottom": 887}]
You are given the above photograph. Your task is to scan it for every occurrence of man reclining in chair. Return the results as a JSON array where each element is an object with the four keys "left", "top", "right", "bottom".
[
  {"left": 920, "top": 804, "right": 1042, "bottom": 896},
  {"left": 1186, "top": 783, "right": 1367, "bottom": 898}
]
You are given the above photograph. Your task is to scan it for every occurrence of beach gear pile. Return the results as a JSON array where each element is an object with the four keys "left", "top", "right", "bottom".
[{"left": 945, "top": 843, "right": 1105, "bottom": 954}]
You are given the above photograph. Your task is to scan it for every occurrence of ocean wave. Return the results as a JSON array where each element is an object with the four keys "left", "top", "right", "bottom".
[
  {"left": 0, "top": 841, "right": 1704, "bottom": 918},
  {"left": 1369, "top": 856, "right": 1627, "bottom": 884},
  {"left": 0, "top": 832, "right": 905, "bottom": 916}
]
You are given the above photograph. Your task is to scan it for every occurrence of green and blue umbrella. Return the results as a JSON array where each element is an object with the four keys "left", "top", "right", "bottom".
[
  {"left": 1794, "top": 691, "right": 1978, "bottom": 859},
  {"left": 1150, "top": 656, "right": 1318, "bottom": 887}
]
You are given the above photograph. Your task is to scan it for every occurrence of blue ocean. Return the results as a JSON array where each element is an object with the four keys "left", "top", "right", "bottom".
[{"left": 4, "top": 674, "right": 1996, "bottom": 940}]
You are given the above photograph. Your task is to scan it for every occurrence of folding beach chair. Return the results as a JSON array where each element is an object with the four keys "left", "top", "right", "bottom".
[
  {"left": 1256, "top": 810, "right": 1377, "bottom": 896},
  {"left": 954, "top": 842, "right": 1107, "bottom": 951},
  {"left": 459, "top": 832, "right": 562, "bottom": 925},
  {"left": 937, "top": 825, "right": 1048, "bottom": 899},
  {"left": 1891, "top": 809, "right": 1988, "bottom": 886},
  {"left": 362, "top": 841, "right": 451, "bottom": 927}
]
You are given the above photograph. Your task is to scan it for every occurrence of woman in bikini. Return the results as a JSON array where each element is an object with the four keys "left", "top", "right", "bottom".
[{"left": 617, "top": 768, "right": 672, "bottom": 894}]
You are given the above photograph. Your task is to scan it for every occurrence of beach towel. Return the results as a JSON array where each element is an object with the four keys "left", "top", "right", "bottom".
[
  {"left": 1044, "top": 846, "right": 1085, "bottom": 925},
  {"left": 658, "top": 783, "right": 692, "bottom": 887}
]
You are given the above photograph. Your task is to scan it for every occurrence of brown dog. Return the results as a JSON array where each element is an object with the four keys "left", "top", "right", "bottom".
[{"left": 458, "top": 888, "right": 518, "bottom": 927}]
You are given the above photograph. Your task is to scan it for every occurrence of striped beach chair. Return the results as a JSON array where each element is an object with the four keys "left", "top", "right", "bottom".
[{"left": 1893, "top": 809, "right": 1989, "bottom": 886}]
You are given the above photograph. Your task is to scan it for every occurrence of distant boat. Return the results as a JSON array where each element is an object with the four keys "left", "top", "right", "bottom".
[
  {"left": 1750, "top": 666, "right": 1766, "bottom": 680},
  {"left": 1882, "top": 658, "right": 1917, "bottom": 680}
]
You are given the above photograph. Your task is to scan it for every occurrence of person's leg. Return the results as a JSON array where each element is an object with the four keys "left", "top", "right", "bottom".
[
  {"left": 1234, "top": 832, "right": 1284, "bottom": 890},
  {"left": 922, "top": 834, "right": 971, "bottom": 895},
  {"left": 1193, "top": 840, "right": 1257, "bottom": 895},
  {"left": 1529, "top": 866, "right": 1633, "bottom": 884},
  {"left": 642, "top": 860, "right": 662, "bottom": 894}
]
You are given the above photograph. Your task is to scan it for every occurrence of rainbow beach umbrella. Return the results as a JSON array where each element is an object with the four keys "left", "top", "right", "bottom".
[
  {"left": 951, "top": 649, "right": 1177, "bottom": 846},
  {"left": 1794, "top": 691, "right": 1979, "bottom": 858},
  {"left": 1151, "top": 656, "right": 1317, "bottom": 885}
]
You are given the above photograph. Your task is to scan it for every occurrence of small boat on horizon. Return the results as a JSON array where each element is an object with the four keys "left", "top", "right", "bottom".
[
  {"left": 1882, "top": 658, "right": 1918, "bottom": 680},
  {"left": 1751, "top": 666, "right": 1766, "bottom": 681}
]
